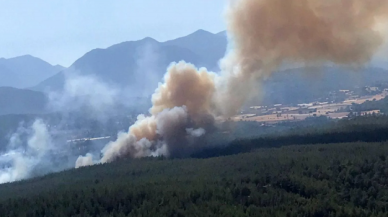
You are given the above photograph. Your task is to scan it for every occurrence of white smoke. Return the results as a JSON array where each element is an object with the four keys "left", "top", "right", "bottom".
[
  {"left": 0, "top": 119, "right": 52, "bottom": 184},
  {"left": 28, "top": 119, "right": 52, "bottom": 152},
  {"left": 75, "top": 153, "right": 94, "bottom": 169},
  {"left": 134, "top": 42, "right": 162, "bottom": 97},
  {"left": 47, "top": 69, "right": 119, "bottom": 116},
  {"left": 0, "top": 68, "right": 131, "bottom": 183},
  {"left": 186, "top": 128, "right": 206, "bottom": 137}
]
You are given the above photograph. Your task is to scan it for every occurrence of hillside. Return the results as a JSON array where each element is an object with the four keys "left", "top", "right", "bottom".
[
  {"left": 0, "top": 87, "right": 47, "bottom": 115},
  {"left": 0, "top": 55, "right": 64, "bottom": 88},
  {"left": 32, "top": 30, "right": 227, "bottom": 94},
  {"left": 30, "top": 71, "right": 66, "bottom": 92},
  {"left": 0, "top": 141, "right": 387, "bottom": 216},
  {"left": 259, "top": 66, "right": 388, "bottom": 105},
  {"left": 163, "top": 30, "right": 227, "bottom": 69},
  {"left": 0, "top": 113, "right": 388, "bottom": 215}
]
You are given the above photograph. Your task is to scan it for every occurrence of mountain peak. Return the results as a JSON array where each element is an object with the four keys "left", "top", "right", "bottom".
[
  {"left": 34, "top": 29, "right": 229, "bottom": 92},
  {"left": 8, "top": 54, "right": 35, "bottom": 60},
  {"left": 193, "top": 29, "right": 212, "bottom": 34},
  {"left": 188, "top": 29, "right": 215, "bottom": 37},
  {"left": 0, "top": 54, "right": 64, "bottom": 88},
  {"left": 216, "top": 31, "right": 227, "bottom": 37},
  {"left": 139, "top": 37, "right": 159, "bottom": 44},
  {"left": 163, "top": 29, "right": 218, "bottom": 44},
  {"left": 18, "top": 54, "right": 33, "bottom": 58},
  {"left": 54, "top": 64, "right": 64, "bottom": 68}
]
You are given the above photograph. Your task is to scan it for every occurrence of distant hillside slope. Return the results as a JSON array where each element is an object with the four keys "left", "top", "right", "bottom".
[
  {"left": 0, "top": 87, "right": 47, "bottom": 115},
  {"left": 30, "top": 71, "right": 66, "bottom": 93},
  {"left": 163, "top": 30, "right": 227, "bottom": 70},
  {"left": 260, "top": 66, "right": 388, "bottom": 105},
  {"left": 32, "top": 30, "right": 228, "bottom": 94},
  {"left": 0, "top": 55, "right": 64, "bottom": 88}
]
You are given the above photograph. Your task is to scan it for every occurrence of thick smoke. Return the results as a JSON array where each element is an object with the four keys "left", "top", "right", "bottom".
[
  {"left": 0, "top": 119, "right": 52, "bottom": 184},
  {"left": 95, "top": 62, "right": 218, "bottom": 163},
  {"left": 76, "top": 0, "right": 388, "bottom": 167},
  {"left": 0, "top": 68, "right": 128, "bottom": 183},
  {"left": 218, "top": 0, "right": 388, "bottom": 116}
]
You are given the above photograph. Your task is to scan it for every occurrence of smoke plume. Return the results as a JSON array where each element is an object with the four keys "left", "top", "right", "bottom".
[
  {"left": 0, "top": 119, "right": 52, "bottom": 184},
  {"left": 75, "top": 153, "right": 94, "bottom": 169},
  {"left": 1, "top": 68, "right": 131, "bottom": 182},
  {"left": 134, "top": 42, "right": 162, "bottom": 97},
  {"left": 48, "top": 70, "right": 119, "bottom": 117},
  {"left": 76, "top": 0, "right": 388, "bottom": 167},
  {"left": 218, "top": 0, "right": 388, "bottom": 116}
]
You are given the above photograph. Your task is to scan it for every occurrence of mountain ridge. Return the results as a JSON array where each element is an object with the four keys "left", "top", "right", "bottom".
[
  {"left": 0, "top": 55, "right": 65, "bottom": 88},
  {"left": 32, "top": 29, "right": 226, "bottom": 93},
  {"left": 0, "top": 87, "right": 47, "bottom": 115}
]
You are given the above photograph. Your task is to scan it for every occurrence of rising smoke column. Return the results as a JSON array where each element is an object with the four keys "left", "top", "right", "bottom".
[
  {"left": 0, "top": 119, "right": 52, "bottom": 184},
  {"left": 75, "top": 153, "right": 94, "bottom": 169},
  {"left": 97, "top": 62, "right": 217, "bottom": 163},
  {"left": 77, "top": 62, "right": 217, "bottom": 165},
  {"left": 218, "top": 0, "right": 388, "bottom": 116},
  {"left": 76, "top": 0, "right": 388, "bottom": 166}
]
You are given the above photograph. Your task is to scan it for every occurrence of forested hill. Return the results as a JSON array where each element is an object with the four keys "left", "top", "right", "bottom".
[
  {"left": 0, "top": 142, "right": 387, "bottom": 216},
  {"left": 194, "top": 115, "right": 388, "bottom": 158},
  {"left": 2, "top": 115, "right": 388, "bottom": 216}
]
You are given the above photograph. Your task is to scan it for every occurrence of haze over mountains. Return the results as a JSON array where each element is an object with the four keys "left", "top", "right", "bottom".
[
  {"left": 0, "top": 55, "right": 64, "bottom": 88},
  {"left": 0, "top": 87, "right": 47, "bottom": 115},
  {"left": 0, "top": 55, "right": 63, "bottom": 115},
  {"left": 32, "top": 29, "right": 228, "bottom": 95},
  {"left": 0, "top": 30, "right": 228, "bottom": 115},
  {"left": 1, "top": 29, "right": 388, "bottom": 115}
]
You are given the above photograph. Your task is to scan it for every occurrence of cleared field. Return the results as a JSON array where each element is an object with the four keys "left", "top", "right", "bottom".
[
  {"left": 327, "top": 112, "right": 350, "bottom": 119},
  {"left": 314, "top": 104, "right": 347, "bottom": 114},
  {"left": 239, "top": 113, "right": 313, "bottom": 123},
  {"left": 234, "top": 92, "right": 387, "bottom": 123},
  {"left": 344, "top": 92, "right": 387, "bottom": 104}
]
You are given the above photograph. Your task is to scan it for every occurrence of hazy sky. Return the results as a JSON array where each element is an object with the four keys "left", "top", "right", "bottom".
[{"left": 0, "top": 0, "right": 227, "bottom": 66}]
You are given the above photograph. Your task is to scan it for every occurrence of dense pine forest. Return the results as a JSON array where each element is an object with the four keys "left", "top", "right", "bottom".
[
  {"left": 0, "top": 139, "right": 388, "bottom": 216},
  {"left": 2, "top": 107, "right": 388, "bottom": 216}
]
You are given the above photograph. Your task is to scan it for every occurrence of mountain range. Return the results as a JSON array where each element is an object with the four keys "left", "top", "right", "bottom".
[
  {"left": 32, "top": 30, "right": 227, "bottom": 95},
  {"left": 1, "top": 29, "right": 388, "bottom": 116},
  {"left": 0, "top": 87, "right": 47, "bottom": 115},
  {"left": 0, "top": 55, "right": 64, "bottom": 88}
]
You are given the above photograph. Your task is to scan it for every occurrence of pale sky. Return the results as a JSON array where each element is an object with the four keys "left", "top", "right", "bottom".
[{"left": 0, "top": 0, "right": 227, "bottom": 67}]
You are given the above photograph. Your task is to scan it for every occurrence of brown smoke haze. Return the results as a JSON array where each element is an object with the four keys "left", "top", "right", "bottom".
[
  {"left": 150, "top": 62, "right": 217, "bottom": 120},
  {"left": 219, "top": 0, "right": 388, "bottom": 116},
  {"left": 95, "top": 62, "right": 216, "bottom": 164},
  {"left": 76, "top": 0, "right": 388, "bottom": 167}
]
